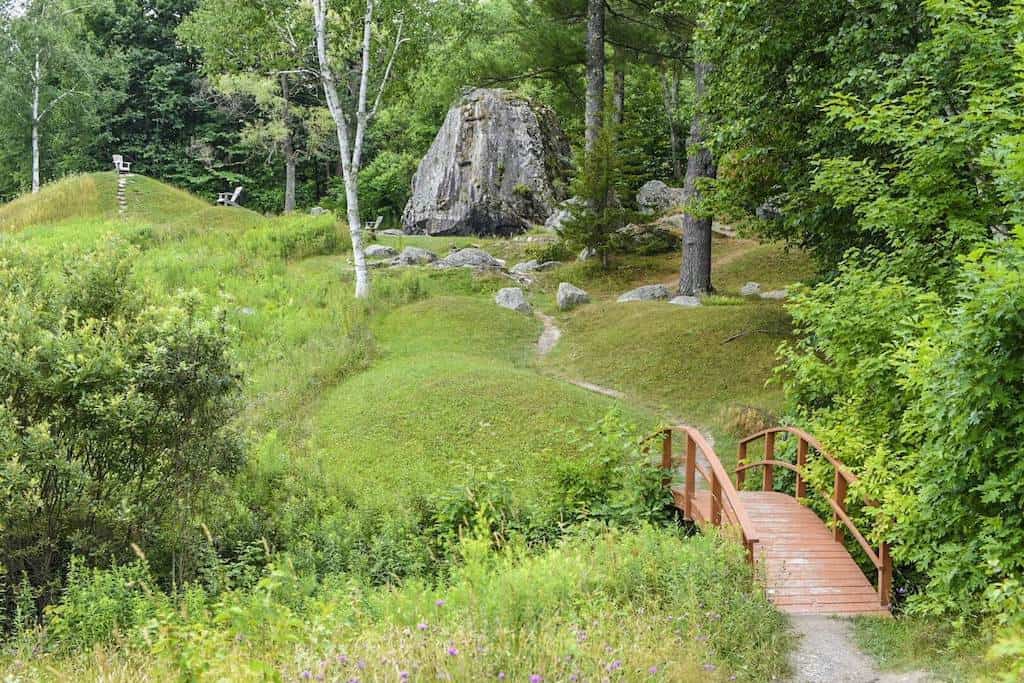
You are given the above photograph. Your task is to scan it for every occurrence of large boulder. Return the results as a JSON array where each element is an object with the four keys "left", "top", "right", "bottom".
[
  {"left": 637, "top": 180, "right": 685, "bottom": 214},
  {"left": 365, "top": 244, "right": 398, "bottom": 259},
  {"left": 403, "top": 88, "right": 571, "bottom": 237},
  {"left": 391, "top": 246, "right": 438, "bottom": 266}
]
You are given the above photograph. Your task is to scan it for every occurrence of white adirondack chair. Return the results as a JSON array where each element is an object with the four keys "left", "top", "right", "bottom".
[
  {"left": 112, "top": 154, "right": 132, "bottom": 174},
  {"left": 217, "top": 186, "right": 243, "bottom": 207}
]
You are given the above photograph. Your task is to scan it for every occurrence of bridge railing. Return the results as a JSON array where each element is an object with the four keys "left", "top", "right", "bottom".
[
  {"left": 735, "top": 427, "right": 892, "bottom": 607},
  {"left": 651, "top": 425, "right": 759, "bottom": 562}
]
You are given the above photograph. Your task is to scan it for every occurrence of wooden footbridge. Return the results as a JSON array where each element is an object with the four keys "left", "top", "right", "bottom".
[{"left": 652, "top": 425, "right": 892, "bottom": 616}]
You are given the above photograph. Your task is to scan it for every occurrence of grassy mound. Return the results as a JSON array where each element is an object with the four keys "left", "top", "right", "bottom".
[{"left": 0, "top": 173, "right": 117, "bottom": 231}]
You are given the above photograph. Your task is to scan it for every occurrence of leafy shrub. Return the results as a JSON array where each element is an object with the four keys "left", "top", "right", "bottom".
[
  {"left": 525, "top": 239, "right": 573, "bottom": 264},
  {"left": 0, "top": 240, "right": 244, "bottom": 618}
]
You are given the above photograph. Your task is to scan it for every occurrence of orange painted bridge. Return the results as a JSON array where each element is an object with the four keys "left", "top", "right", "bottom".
[{"left": 651, "top": 426, "right": 891, "bottom": 616}]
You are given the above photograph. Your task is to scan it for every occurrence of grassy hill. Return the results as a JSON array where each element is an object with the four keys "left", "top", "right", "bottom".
[{"left": 0, "top": 174, "right": 815, "bottom": 681}]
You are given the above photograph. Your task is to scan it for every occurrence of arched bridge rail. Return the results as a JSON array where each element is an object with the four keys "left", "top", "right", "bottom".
[{"left": 650, "top": 424, "right": 892, "bottom": 615}]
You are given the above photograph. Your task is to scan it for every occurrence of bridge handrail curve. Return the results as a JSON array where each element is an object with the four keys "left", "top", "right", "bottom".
[
  {"left": 652, "top": 425, "right": 759, "bottom": 560},
  {"left": 736, "top": 426, "right": 892, "bottom": 607}
]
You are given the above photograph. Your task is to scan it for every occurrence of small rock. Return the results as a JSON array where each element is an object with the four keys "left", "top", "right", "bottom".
[
  {"left": 365, "top": 244, "right": 398, "bottom": 259},
  {"left": 391, "top": 246, "right": 438, "bottom": 266},
  {"left": 309, "top": 206, "right": 328, "bottom": 216},
  {"left": 578, "top": 247, "right": 596, "bottom": 262},
  {"left": 669, "top": 295, "right": 702, "bottom": 308},
  {"left": 495, "top": 288, "right": 532, "bottom": 315},
  {"left": 543, "top": 197, "right": 583, "bottom": 232},
  {"left": 557, "top": 283, "right": 590, "bottom": 311},
  {"left": 435, "top": 247, "right": 505, "bottom": 270},
  {"left": 741, "top": 282, "right": 762, "bottom": 297},
  {"left": 511, "top": 259, "right": 561, "bottom": 274},
  {"left": 760, "top": 289, "right": 789, "bottom": 301},
  {"left": 617, "top": 284, "right": 672, "bottom": 303}
]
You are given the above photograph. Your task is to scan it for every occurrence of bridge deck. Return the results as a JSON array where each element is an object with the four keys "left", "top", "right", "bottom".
[{"left": 673, "top": 487, "right": 889, "bottom": 616}]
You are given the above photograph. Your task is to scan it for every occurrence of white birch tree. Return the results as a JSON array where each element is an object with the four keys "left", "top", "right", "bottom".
[{"left": 312, "top": 0, "right": 405, "bottom": 299}]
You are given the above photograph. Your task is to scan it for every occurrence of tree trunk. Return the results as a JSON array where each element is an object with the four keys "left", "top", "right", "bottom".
[
  {"left": 612, "top": 58, "right": 625, "bottom": 129},
  {"left": 313, "top": 0, "right": 370, "bottom": 299},
  {"left": 31, "top": 56, "right": 41, "bottom": 194},
  {"left": 281, "top": 74, "right": 297, "bottom": 213},
  {"left": 584, "top": 0, "right": 605, "bottom": 152},
  {"left": 661, "top": 70, "right": 683, "bottom": 183},
  {"left": 678, "top": 61, "right": 716, "bottom": 296}
]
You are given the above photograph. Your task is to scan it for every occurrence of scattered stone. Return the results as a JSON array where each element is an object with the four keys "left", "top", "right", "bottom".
[
  {"left": 637, "top": 180, "right": 686, "bottom": 214},
  {"left": 760, "top": 289, "right": 789, "bottom": 301},
  {"left": 391, "top": 246, "right": 438, "bottom": 266},
  {"left": 403, "top": 88, "right": 571, "bottom": 236},
  {"left": 380, "top": 228, "right": 405, "bottom": 237},
  {"left": 578, "top": 247, "right": 596, "bottom": 262},
  {"left": 741, "top": 282, "right": 762, "bottom": 297},
  {"left": 617, "top": 284, "right": 672, "bottom": 303},
  {"left": 511, "top": 259, "right": 561, "bottom": 275},
  {"left": 365, "top": 244, "right": 398, "bottom": 259},
  {"left": 495, "top": 287, "right": 533, "bottom": 315},
  {"left": 435, "top": 247, "right": 505, "bottom": 270},
  {"left": 309, "top": 206, "right": 328, "bottom": 216},
  {"left": 543, "top": 197, "right": 583, "bottom": 232},
  {"left": 557, "top": 283, "right": 590, "bottom": 311},
  {"left": 669, "top": 295, "right": 702, "bottom": 308}
]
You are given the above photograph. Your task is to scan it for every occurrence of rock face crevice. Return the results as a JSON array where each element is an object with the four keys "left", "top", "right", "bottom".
[{"left": 402, "top": 88, "right": 570, "bottom": 236}]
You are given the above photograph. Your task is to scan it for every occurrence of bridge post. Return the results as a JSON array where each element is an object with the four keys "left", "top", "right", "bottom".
[
  {"left": 736, "top": 442, "right": 747, "bottom": 488},
  {"left": 795, "top": 438, "right": 808, "bottom": 498},
  {"left": 763, "top": 431, "right": 775, "bottom": 491},
  {"left": 684, "top": 434, "right": 696, "bottom": 520},
  {"left": 879, "top": 542, "right": 893, "bottom": 607},
  {"left": 833, "top": 471, "right": 848, "bottom": 543},
  {"left": 661, "top": 428, "right": 673, "bottom": 487},
  {"left": 711, "top": 473, "right": 722, "bottom": 525}
]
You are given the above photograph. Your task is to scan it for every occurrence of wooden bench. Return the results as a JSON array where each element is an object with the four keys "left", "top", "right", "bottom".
[
  {"left": 217, "top": 186, "right": 243, "bottom": 207},
  {"left": 112, "top": 155, "right": 132, "bottom": 175}
]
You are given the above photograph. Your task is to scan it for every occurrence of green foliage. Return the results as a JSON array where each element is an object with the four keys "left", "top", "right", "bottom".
[
  {"left": 560, "top": 126, "right": 633, "bottom": 268},
  {"left": 3, "top": 527, "right": 790, "bottom": 681},
  {"left": 0, "top": 239, "right": 244, "bottom": 615},
  {"left": 243, "top": 214, "right": 347, "bottom": 260}
]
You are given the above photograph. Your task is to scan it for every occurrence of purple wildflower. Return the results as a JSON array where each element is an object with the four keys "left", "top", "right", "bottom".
[
  {"left": 648, "top": 666, "right": 658, "bottom": 675},
  {"left": 607, "top": 660, "right": 622, "bottom": 672},
  {"left": 447, "top": 646, "right": 459, "bottom": 656},
  {"left": 400, "top": 672, "right": 410, "bottom": 681},
  {"left": 569, "top": 675, "right": 579, "bottom": 683},
  {"left": 300, "top": 672, "right": 312, "bottom": 680},
  {"left": 337, "top": 655, "right": 349, "bottom": 665},
  {"left": 357, "top": 659, "right": 366, "bottom": 670},
  {"left": 702, "top": 663, "right": 716, "bottom": 672},
  {"left": 497, "top": 672, "right": 506, "bottom": 681},
  {"left": 530, "top": 675, "right": 543, "bottom": 683},
  {"left": 418, "top": 622, "right": 429, "bottom": 631},
  {"left": 436, "top": 599, "right": 446, "bottom": 607}
]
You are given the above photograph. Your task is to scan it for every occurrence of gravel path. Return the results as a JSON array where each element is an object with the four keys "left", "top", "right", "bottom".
[{"left": 788, "top": 616, "right": 933, "bottom": 683}]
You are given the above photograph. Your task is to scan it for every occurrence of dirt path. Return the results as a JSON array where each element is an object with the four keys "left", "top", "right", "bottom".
[{"left": 787, "top": 617, "right": 933, "bottom": 683}]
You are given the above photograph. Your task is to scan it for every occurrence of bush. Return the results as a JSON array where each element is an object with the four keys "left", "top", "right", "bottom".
[{"left": 0, "top": 240, "right": 244, "bottom": 618}]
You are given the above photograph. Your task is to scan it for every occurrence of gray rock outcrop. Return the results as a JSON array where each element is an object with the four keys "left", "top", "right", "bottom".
[
  {"left": 761, "top": 289, "right": 789, "bottom": 301},
  {"left": 617, "top": 284, "right": 672, "bottom": 303},
  {"left": 511, "top": 259, "right": 560, "bottom": 275},
  {"left": 435, "top": 247, "right": 505, "bottom": 270},
  {"left": 670, "top": 295, "right": 702, "bottom": 308},
  {"left": 741, "top": 282, "right": 762, "bottom": 297},
  {"left": 495, "top": 288, "right": 532, "bottom": 315},
  {"left": 403, "top": 88, "right": 571, "bottom": 236},
  {"left": 557, "top": 283, "right": 590, "bottom": 311},
  {"left": 637, "top": 180, "right": 685, "bottom": 214}
]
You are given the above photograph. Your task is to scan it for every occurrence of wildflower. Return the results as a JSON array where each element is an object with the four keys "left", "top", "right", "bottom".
[
  {"left": 497, "top": 672, "right": 506, "bottom": 681},
  {"left": 436, "top": 599, "right": 446, "bottom": 607},
  {"left": 576, "top": 630, "right": 588, "bottom": 643},
  {"left": 447, "top": 646, "right": 459, "bottom": 656},
  {"left": 530, "top": 675, "right": 543, "bottom": 683},
  {"left": 338, "top": 655, "right": 349, "bottom": 665},
  {"left": 301, "top": 672, "right": 312, "bottom": 680},
  {"left": 648, "top": 666, "right": 658, "bottom": 674},
  {"left": 606, "top": 660, "right": 622, "bottom": 672},
  {"left": 695, "top": 633, "right": 708, "bottom": 643},
  {"left": 400, "top": 672, "right": 410, "bottom": 681},
  {"left": 703, "top": 663, "right": 716, "bottom": 672},
  {"left": 418, "top": 622, "right": 429, "bottom": 631},
  {"left": 358, "top": 659, "right": 367, "bottom": 670},
  {"left": 569, "top": 675, "right": 579, "bottom": 683}
]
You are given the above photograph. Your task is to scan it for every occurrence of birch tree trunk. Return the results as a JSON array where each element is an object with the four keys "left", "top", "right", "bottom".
[
  {"left": 312, "top": 0, "right": 370, "bottom": 299},
  {"left": 32, "top": 55, "right": 41, "bottom": 194},
  {"left": 584, "top": 0, "right": 605, "bottom": 152},
  {"left": 678, "top": 61, "right": 716, "bottom": 296}
]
